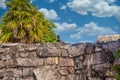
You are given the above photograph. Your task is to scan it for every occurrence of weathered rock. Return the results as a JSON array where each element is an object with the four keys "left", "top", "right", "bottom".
[
  {"left": 37, "top": 47, "right": 61, "bottom": 57},
  {"left": 2, "top": 43, "right": 18, "bottom": 48},
  {"left": 92, "top": 64, "right": 110, "bottom": 77},
  {"left": 28, "top": 52, "right": 37, "bottom": 58},
  {"left": 59, "top": 67, "right": 69, "bottom": 76},
  {"left": 89, "top": 77, "right": 101, "bottom": 80},
  {"left": 61, "top": 49, "right": 68, "bottom": 57},
  {"left": 22, "top": 68, "right": 33, "bottom": 77},
  {"left": 16, "top": 58, "right": 32, "bottom": 67},
  {"left": 0, "top": 69, "right": 5, "bottom": 78},
  {"left": 0, "top": 48, "right": 5, "bottom": 53},
  {"left": 74, "top": 56, "right": 84, "bottom": 69},
  {"left": 19, "top": 52, "right": 29, "bottom": 58},
  {"left": 98, "top": 34, "right": 120, "bottom": 42},
  {"left": 0, "top": 72, "right": 4, "bottom": 78},
  {"left": 68, "top": 44, "right": 86, "bottom": 57},
  {"left": 34, "top": 66, "right": 60, "bottom": 80},
  {"left": 6, "top": 68, "right": 22, "bottom": 77},
  {"left": 16, "top": 77, "right": 34, "bottom": 80},
  {"left": 61, "top": 76, "right": 66, "bottom": 80},
  {"left": 103, "top": 41, "right": 120, "bottom": 51},
  {"left": 59, "top": 67, "right": 74, "bottom": 76},
  {"left": 59, "top": 58, "right": 74, "bottom": 67},
  {"left": 66, "top": 75, "right": 75, "bottom": 80},
  {"left": 6, "top": 59, "right": 17, "bottom": 68},
  {"left": 85, "top": 45, "right": 95, "bottom": 54},
  {"left": 32, "top": 58, "right": 43, "bottom": 66},
  {"left": 44, "top": 57, "right": 58, "bottom": 65},
  {"left": 0, "top": 60, "right": 5, "bottom": 68},
  {"left": 76, "top": 75, "right": 87, "bottom": 80},
  {"left": 16, "top": 58, "right": 43, "bottom": 67},
  {"left": 2, "top": 77, "right": 16, "bottom": 80},
  {"left": 5, "top": 47, "right": 19, "bottom": 59},
  {"left": 0, "top": 41, "right": 119, "bottom": 80},
  {"left": 94, "top": 46, "right": 103, "bottom": 52},
  {"left": 0, "top": 53, "right": 6, "bottom": 60},
  {"left": 106, "top": 78, "right": 116, "bottom": 80},
  {"left": 92, "top": 53, "right": 103, "bottom": 65},
  {"left": 68, "top": 46, "right": 80, "bottom": 57},
  {"left": 83, "top": 55, "right": 91, "bottom": 66}
]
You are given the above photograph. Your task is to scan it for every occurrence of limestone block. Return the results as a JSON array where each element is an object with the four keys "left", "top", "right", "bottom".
[
  {"left": 59, "top": 68, "right": 69, "bottom": 76},
  {"left": 94, "top": 46, "right": 102, "bottom": 52},
  {"left": 16, "top": 58, "right": 32, "bottom": 67},
  {"left": 16, "top": 58, "right": 43, "bottom": 67},
  {"left": 66, "top": 75, "right": 75, "bottom": 80},
  {"left": 22, "top": 68, "right": 33, "bottom": 77},
  {"left": 68, "top": 46, "right": 80, "bottom": 57},
  {"left": 89, "top": 77, "right": 101, "bottom": 80},
  {"left": 61, "top": 49, "right": 68, "bottom": 57},
  {"left": 28, "top": 52, "right": 37, "bottom": 58},
  {"left": 19, "top": 52, "right": 29, "bottom": 58},
  {"left": 0, "top": 48, "right": 5, "bottom": 53},
  {"left": 2, "top": 43, "right": 18, "bottom": 48},
  {"left": 92, "top": 64, "right": 109, "bottom": 77},
  {"left": 15, "top": 77, "right": 34, "bottom": 80},
  {"left": 0, "top": 69, "right": 5, "bottom": 78},
  {"left": 59, "top": 58, "right": 74, "bottom": 67},
  {"left": 106, "top": 78, "right": 116, "bottom": 80},
  {"left": 6, "top": 68, "right": 22, "bottom": 77},
  {"left": 32, "top": 58, "right": 43, "bottom": 66},
  {"left": 0, "top": 60, "right": 5, "bottom": 68},
  {"left": 68, "top": 44, "right": 86, "bottom": 57},
  {"left": 44, "top": 57, "right": 58, "bottom": 65},
  {"left": 0, "top": 53, "right": 6, "bottom": 60},
  {"left": 85, "top": 45, "right": 95, "bottom": 54},
  {"left": 59, "top": 67, "right": 74, "bottom": 76},
  {"left": 34, "top": 66, "right": 60, "bottom": 80},
  {"left": 5, "top": 47, "right": 19, "bottom": 59},
  {"left": 61, "top": 76, "right": 66, "bottom": 80},
  {"left": 2, "top": 77, "right": 16, "bottom": 80},
  {"left": 92, "top": 53, "right": 103, "bottom": 65},
  {"left": 37, "top": 47, "right": 61, "bottom": 57},
  {"left": 74, "top": 56, "right": 84, "bottom": 69},
  {"left": 6, "top": 59, "right": 17, "bottom": 68}
]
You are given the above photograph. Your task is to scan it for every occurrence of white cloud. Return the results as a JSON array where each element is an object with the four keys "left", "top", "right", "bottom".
[
  {"left": 106, "top": 0, "right": 116, "bottom": 3},
  {"left": 60, "top": 5, "right": 67, "bottom": 10},
  {"left": 0, "top": 0, "right": 6, "bottom": 9},
  {"left": 54, "top": 22, "right": 77, "bottom": 32},
  {"left": 39, "top": 8, "right": 59, "bottom": 20},
  {"left": 70, "top": 22, "right": 117, "bottom": 39},
  {"left": 67, "top": 0, "right": 120, "bottom": 18}
]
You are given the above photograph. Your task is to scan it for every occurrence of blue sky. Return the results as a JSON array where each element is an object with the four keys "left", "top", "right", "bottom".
[{"left": 0, "top": 0, "right": 120, "bottom": 43}]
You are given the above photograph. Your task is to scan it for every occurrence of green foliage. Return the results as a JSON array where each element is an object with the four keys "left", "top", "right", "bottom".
[
  {"left": 112, "top": 49, "right": 120, "bottom": 80},
  {"left": 116, "top": 49, "right": 120, "bottom": 59},
  {"left": 0, "top": 0, "right": 57, "bottom": 43}
]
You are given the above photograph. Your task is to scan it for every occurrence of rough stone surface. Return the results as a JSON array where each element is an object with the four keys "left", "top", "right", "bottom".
[
  {"left": 0, "top": 40, "right": 119, "bottom": 80},
  {"left": 44, "top": 57, "right": 58, "bottom": 65},
  {"left": 34, "top": 66, "right": 60, "bottom": 80},
  {"left": 59, "top": 58, "right": 74, "bottom": 67},
  {"left": 23, "top": 68, "right": 33, "bottom": 77}
]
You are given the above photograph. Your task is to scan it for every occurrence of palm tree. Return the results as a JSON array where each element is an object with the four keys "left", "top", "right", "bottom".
[{"left": 0, "top": 0, "right": 57, "bottom": 43}]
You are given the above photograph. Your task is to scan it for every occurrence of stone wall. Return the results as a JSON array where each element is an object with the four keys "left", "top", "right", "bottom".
[
  {"left": 98, "top": 34, "right": 120, "bottom": 42},
  {"left": 0, "top": 40, "right": 120, "bottom": 80}
]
